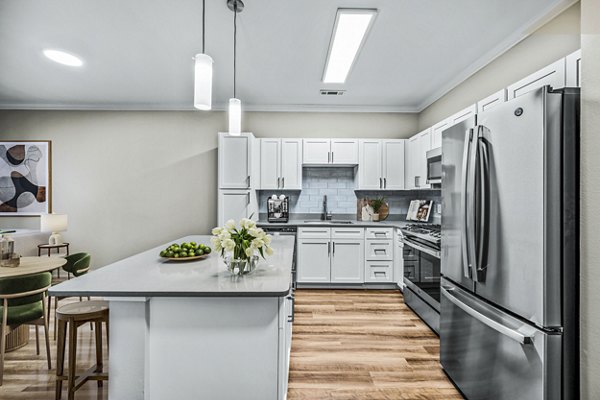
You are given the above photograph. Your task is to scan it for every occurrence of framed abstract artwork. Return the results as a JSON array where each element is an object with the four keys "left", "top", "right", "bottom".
[{"left": 0, "top": 141, "right": 52, "bottom": 215}]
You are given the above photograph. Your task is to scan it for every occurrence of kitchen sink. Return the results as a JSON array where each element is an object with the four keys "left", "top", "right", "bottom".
[{"left": 303, "top": 220, "right": 354, "bottom": 224}]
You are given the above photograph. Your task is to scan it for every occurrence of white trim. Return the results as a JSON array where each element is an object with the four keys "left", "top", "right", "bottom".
[{"left": 414, "top": 0, "right": 578, "bottom": 112}]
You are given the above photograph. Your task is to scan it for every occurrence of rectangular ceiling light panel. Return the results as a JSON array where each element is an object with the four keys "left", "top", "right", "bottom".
[{"left": 323, "top": 9, "right": 377, "bottom": 84}]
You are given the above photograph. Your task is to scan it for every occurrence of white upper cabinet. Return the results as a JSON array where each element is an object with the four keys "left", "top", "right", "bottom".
[
  {"left": 405, "top": 130, "right": 430, "bottom": 190},
  {"left": 477, "top": 89, "right": 507, "bottom": 114},
  {"left": 358, "top": 140, "right": 382, "bottom": 190},
  {"left": 450, "top": 104, "right": 477, "bottom": 126},
  {"left": 382, "top": 140, "right": 405, "bottom": 190},
  {"left": 507, "top": 59, "right": 566, "bottom": 100},
  {"left": 303, "top": 139, "right": 358, "bottom": 165},
  {"left": 431, "top": 119, "right": 450, "bottom": 149},
  {"left": 219, "top": 133, "right": 251, "bottom": 189},
  {"left": 260, "top": 138, "right": 302, "bottom": 190},
  {"left": 330, "top": 139, "right": 359, "bottom": 165},
  {"left": 259, "top": 138, "right": 280, "bottom": 190},
  {"left": 218, "top": 190, "right": 254, "bottom": 226},
  {"left": 412, "top": 129, "right": 432, "bottom": 189},
  {"left": 358, "top": 139, "right": 405, "bottom": 190},
  {"left": 280, "top": 139, "right": 303, "bottom": 190},
  {"left": 302, "top": 139, "right": 330, "bottom": 164},
  {"left": 566, "top": 49, "right": 582, "bottom": 87}
]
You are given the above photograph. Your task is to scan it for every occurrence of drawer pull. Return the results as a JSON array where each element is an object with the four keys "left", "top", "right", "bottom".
[{"left": 374, "top": 271, "right": 386, "bottom": 277}]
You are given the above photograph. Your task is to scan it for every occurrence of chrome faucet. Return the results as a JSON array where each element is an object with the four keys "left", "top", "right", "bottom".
[{"left": 322, "top": 195, "right": 333, "bottom": 220}]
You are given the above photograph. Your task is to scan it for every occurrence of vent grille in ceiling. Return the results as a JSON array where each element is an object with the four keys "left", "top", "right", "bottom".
[{"left": 320, "top": 89, "right": 345, "bottom": 96}]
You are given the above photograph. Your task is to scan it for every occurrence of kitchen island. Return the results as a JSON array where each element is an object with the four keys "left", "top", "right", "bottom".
[{"left": 50, "top": 234, "right": 295, "bottom": 400}]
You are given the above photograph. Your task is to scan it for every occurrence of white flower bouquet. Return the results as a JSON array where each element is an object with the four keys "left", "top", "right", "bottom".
[{"left": 211, "top": 219, "right": 274, "bottom": 274}]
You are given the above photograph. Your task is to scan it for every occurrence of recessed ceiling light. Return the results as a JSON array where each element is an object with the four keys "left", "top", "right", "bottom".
[
  {"left": 323, "top": 9, "right": 377, "bottom": 84},
  {"left": 43, "top": 49, "right": 84, "bottom": 67}
]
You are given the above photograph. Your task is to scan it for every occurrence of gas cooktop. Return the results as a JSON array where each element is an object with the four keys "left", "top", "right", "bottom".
[{"left": 401, "top": 224, "right": 441, "bottom": 245}]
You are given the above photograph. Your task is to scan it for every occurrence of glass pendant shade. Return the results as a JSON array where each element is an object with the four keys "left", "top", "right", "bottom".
[
  {"left": 194, "top": 53, "right": 213, "bottom": 110},
  {"left": 228, "top": 98, "right": 242, "bottom": 135}
]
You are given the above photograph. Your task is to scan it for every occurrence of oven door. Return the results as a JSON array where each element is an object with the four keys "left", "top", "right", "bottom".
[{"left": 402, "top": 237, "right": 441, "bottom": 311}]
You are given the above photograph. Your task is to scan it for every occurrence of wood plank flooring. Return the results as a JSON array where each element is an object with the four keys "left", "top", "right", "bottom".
[
  {"left": 287, "top": 289, "right": 463, "bottom": 400},
  {"left": 0, "top": 290, "right": 462, "bottom": 399}
]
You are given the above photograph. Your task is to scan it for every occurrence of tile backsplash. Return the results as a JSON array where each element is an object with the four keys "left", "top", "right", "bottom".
[{"left": 258, "top": 167, "right": 441, "bottom": 221}]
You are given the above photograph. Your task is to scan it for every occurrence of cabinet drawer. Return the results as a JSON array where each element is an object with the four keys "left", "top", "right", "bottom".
[
  {"left": 366, "top": 227, "right": 394, "bottom": 240},
  {"left": 298, "top": 227, "right": 331, "bottom": 239},
  {"left": 331, "top": 227, "right": 364, "bottom": 239},
  {"left": 365, "top": 261, "right": 394, "bottom": 282},
  {"left": 366, "top": 240, "right": 393, "bottom": 260}
]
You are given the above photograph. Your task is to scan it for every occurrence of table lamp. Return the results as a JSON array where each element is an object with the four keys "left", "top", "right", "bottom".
[{"left": 40, "top": 214, "right": 68, "bottom": 245}]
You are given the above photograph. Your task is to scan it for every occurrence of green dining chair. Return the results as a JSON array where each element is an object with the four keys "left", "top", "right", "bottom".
[
  {"left": 48, "top": 253, "right": 91, "bottom": 339},
  {"left": 0, "top": 271, "right": 52, "bottom": 386}
]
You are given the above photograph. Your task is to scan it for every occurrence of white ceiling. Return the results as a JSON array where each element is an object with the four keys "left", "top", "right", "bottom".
[{"left": 0, "top": 0, "right": 573, "bottom": 112}]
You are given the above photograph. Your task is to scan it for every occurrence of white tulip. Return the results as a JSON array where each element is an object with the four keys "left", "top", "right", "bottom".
[
  {"left": 263, "top": 235, "right": 272, "bottom": 245},
  {"left": 219, "top": 231, "right": 231, "bottom": 240},
  {"left": 225, "top": 219, "right": 236, "bottom": 231},
  {"left": 223, "top": 239, "right": 236, "bottom": 252},
  {"left": 248, "top": 228, "right": 260, "bottom": 237},
  {"left": 252, "top": 238, "right": 264, "bottom": 249},
  {"left": 245, "top": 247, "right": 254, "bottom": 257},
  {"left": 265, "top": 246, "right": 274, "bottom": 256},
  {"left": 211, "top": 227, "right": 223, "bottom": 236},
  {"left": 240, "top": 218, "right": 256, "bottom": 230}
]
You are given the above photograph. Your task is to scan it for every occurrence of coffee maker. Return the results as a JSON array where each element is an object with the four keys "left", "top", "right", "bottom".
[{"left": 267, "top": 195, "right": 289, "bottom": 223}]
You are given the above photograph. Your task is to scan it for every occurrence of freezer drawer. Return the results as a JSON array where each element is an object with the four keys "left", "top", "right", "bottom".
[{"left": 440, "top": 280, "right": 561, "bottom": 400}]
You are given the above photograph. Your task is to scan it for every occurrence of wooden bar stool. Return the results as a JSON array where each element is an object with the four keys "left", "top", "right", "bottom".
[{"left": 55, "top": 300, "right": 109, "bottom": 400}]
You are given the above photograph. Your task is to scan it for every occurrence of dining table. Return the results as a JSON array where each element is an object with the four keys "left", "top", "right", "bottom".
[{"left": 0, "top": 256, "right": 67, "bottom": 352}]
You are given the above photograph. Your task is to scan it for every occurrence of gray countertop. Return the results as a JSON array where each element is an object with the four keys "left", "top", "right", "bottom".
[
  {"left": 257, "top": 219, "right": 412, "bottom": 229},
  {"left": 49, "top": 235, "right": 295, "bottom": 298}
]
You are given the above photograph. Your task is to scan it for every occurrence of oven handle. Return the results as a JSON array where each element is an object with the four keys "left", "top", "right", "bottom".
[{"left": 401, "top": 238, "right": 440, "bottom": 259}]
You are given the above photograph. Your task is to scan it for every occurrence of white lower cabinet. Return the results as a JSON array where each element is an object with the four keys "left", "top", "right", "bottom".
[
  {"left": 331, "top": 240, "right": 365, "bottom": 283},
  {"left": 366, "top": 240, "right": 394, "bottom": 261},
  {"left": 297, "top": 227, "right": 398, "bottom": 285},
  {"left": 365, "top": 261, "right": 394, "bottom": 282},
  {"left": 296, "top": 238, "right": 331, "bottom": 283}
]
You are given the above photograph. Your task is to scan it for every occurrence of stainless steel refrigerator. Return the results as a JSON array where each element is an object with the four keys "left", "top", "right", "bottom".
[{"left": 440, "top": 86, "right": 579, "bottom": 400}]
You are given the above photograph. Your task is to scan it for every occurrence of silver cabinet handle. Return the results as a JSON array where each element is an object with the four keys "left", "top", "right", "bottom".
[
  {"left": 379, "top": 177, "right": 383, "bottom": 189},
  {"left": 277, "top": 177, "right": 281, "bottom": 189},
  {"left": 331, "top": 152, "right": 334, "bottom": 163},
  {"left": 384, "top": 177, "right": 387, "bottom": 189},
  {"left": 328, "top": 242, "right": 331, "bottom": 256},
  {"left": 282, "top": 177, "right": 285, "bottom": 189},
  {"left": 415, "top": 176, "right": 420, "bottom": 187},
  {"left": 441, "top": 286, "right": 534, "bottom": 345},
  {"left": 328, "top": 151, "right": 331, "bottom": 163},
  {"left": 332, "top": 242, "right": 335, "bottom": 255}
]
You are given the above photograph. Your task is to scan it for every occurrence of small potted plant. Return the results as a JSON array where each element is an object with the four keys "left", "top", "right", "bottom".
[
  {"left": 211, "top": 218, "right": 273, "bottom": 275},
  {"left": 370, "top": 197, "right": 386, "bottom": 222}
]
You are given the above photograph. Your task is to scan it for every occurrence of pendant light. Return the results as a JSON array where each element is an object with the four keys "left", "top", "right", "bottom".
[
  {"left": 228, "top": 0, "right": 244, "bottom": 134},
  {"left": 193, "top": 0, "right": 213, "bottom": 110}
]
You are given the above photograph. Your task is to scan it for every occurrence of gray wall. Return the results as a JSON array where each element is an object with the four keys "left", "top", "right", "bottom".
[
  {"left": 580, "top": 0, "right": 599, "bottom": 397},
  {"left": 418, "top": 2, "right": 581, "bottom": 129},
  {"left": 0, "top": 110, "right": 418, "bottom": 267}
]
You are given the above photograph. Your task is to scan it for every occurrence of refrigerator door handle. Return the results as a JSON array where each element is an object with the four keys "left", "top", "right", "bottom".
[
  {"left": 441, "top": 286, "right": 534, "bottom": 345},
  {"left": 475, "top": 126, "right": 491, "bottom": 281},
  {"left": 466, "top": 127, "right": 479, "bottom": 280},
  {"left": 460, "top": 128, "right": 473, "bottom": 279}
]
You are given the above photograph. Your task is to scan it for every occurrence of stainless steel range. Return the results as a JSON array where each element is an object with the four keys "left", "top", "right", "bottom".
[{"left": 401, "top": 224, "right": 441, "bottom": 333}]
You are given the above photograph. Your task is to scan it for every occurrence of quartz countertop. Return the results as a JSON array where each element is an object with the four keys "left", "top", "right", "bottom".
[
  {"left": 257, "top": 219, "right": 412, "bottom": 229},
  {"left": 49, "top": 235, "right": 294, "bottom": 298}
]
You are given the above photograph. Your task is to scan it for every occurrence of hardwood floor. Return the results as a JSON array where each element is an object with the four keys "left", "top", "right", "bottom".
[
  {"left": 0, "top": 297, "right": 109, "bottom": 399},
  {"left": 0, "top": 290, "right": 462, "bottom": 399},
  {"left": 287, "top": 289, "right": 463, "bottom": 400}
]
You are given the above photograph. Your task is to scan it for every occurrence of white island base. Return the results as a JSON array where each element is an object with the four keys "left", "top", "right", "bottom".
[{"left": 109, "top": 295, "right": 293, "bottom": 400}]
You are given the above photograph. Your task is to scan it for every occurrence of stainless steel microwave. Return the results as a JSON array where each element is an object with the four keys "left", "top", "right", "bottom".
[{"left": 426, "top": 147, "right": 442, "bottom": 185}]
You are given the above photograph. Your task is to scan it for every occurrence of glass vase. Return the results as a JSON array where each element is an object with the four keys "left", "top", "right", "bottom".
[{"left": 226, "top": 258, "right": 248, "bottom": 275}]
